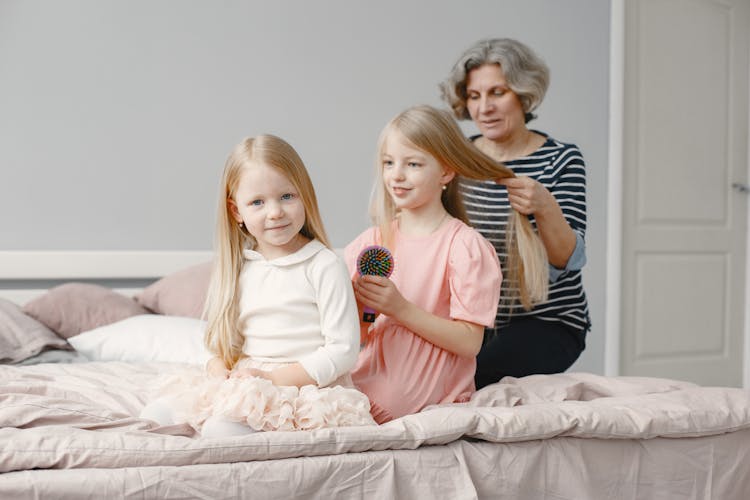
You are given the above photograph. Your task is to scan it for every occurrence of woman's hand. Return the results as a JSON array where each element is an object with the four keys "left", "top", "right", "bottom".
[
  {"left": 205, "top": 357, "right": 230, "bottom": 379},
  {"left": 496, "top": 176, "right": 555, "bottom": 216},
  {"left": 497, "top": 176, "right": 576, "bottom": 268},
  {"left": 353, "top": 275, "right": 408, "bottom": 320}
]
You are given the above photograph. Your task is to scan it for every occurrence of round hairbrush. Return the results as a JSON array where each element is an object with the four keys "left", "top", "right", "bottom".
[{"left": 356, "top": 245, "right": 395, "bottom": 322}]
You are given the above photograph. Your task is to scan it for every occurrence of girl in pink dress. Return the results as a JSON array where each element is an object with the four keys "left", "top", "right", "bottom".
[
  {"left": 345, "top": 105, "right": 549, "bottom": 423},
  {"left": 141, "top": 135, "right": 374, "bottom": 436}
]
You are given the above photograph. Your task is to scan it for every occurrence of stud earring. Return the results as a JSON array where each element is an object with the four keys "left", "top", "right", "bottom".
[{"left": 441, "top": 184, "right": 447, "bottom": 191}]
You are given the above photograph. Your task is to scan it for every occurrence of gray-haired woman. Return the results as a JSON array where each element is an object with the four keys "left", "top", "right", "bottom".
[{"left": 440, "top": 38, "right": 590, "bottom": 389}]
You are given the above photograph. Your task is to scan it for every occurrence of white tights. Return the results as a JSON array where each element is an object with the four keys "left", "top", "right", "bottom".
[
  {"left": 139, "top": 397, "right": 177, "bottom": 426},
  {"left": 140, "top": 398, "right": 257, "bottom": 438},
  {"left": 201, "top": 416, "right": 258, "bottom": 438}
]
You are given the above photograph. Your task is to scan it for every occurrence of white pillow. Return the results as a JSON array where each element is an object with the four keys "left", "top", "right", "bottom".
[{"left": 68, "top": 314, "right": 212, "bottom": 365}]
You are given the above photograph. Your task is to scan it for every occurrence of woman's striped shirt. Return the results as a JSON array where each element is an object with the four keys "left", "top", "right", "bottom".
[{"left": 459, "top": 133, "right": 591, "bottom": 334}]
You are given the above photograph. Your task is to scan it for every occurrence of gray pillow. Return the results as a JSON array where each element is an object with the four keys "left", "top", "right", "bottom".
[
  {"left": 0, "top": 298, "right": 70, "bottom": 363},
  {"left": 23, "top": 283, "right": 150, "bottom": 339}
]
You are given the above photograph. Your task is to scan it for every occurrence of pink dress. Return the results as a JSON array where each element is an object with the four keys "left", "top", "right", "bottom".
[{"left": 345, "top": 217, "right": 501, "bottom": 423}]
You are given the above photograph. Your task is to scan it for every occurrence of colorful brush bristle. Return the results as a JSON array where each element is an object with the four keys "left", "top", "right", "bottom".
[
  {"left": 356, "top": 245, "right": 395, "bottom": 322},
  {"left": 357, "top": 246, "right": 394, "bottom": 277}
]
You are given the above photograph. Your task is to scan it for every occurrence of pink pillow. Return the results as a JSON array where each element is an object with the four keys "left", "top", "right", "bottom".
[
  {"left": 22, "top": 283, "right": 150, "bottom": 339},
  {"left": 135, "top": 261, "right": 212, "bottom": 318}
]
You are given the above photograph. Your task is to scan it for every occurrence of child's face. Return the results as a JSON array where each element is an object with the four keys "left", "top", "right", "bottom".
[
  {"left": 229, "top": 162, "right": 307, "bottom": 259},
  {"left": 381, "top": 131, "right": 454, "bottom": 213}
]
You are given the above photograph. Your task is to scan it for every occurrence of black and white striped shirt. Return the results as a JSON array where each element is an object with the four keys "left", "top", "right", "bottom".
[{"left": 459, "top": 133, "right": 591, "bottom": 334}]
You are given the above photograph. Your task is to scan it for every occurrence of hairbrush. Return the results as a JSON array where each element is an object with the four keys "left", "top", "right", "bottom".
[{"left": 356, "top": 245, "right": 395, "bottom": 322}]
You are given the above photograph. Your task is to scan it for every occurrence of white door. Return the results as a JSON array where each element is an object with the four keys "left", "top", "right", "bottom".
[{"left": 620, "top": 0, "right": 749, "bottom": 386}]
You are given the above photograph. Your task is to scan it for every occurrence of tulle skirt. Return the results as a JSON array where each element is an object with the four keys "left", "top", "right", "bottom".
[{"left": 152, "top": 358, "right": 376, "bottom": 432}]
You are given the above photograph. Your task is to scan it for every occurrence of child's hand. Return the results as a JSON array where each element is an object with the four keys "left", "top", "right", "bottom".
[
  {"left": 229, "top": 364, "right": 316, "bottom": 387},
  {"left": 230, "top": 367, "right": 268, "bottom": 380},
  {"left": 205, "top": 357, "right": 230, "bottom": 379},
  {"left": 354, "top": 275, "right": 408, "bottom": 319}
]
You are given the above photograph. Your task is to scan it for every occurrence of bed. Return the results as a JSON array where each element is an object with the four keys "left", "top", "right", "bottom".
[{"left": 1, "top": 251, "right": 750, "bottom": 499}]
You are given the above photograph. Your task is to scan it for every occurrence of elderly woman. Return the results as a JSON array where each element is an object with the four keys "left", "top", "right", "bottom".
[{"left": 440, "top": 38, "right": 590, "bottom": 388}]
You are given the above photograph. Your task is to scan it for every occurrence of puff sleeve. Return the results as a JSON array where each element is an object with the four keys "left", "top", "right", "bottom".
[{"left": 447, "top": 228, "right": 502, "bottom": 327}]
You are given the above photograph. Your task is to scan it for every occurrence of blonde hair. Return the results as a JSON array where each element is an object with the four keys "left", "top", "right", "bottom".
[
  {"left": 371, "top": 105, "right": 548, "bottom": 310},
  {"left": 204, "top": 134, "right": 330, "bottom": 369}
]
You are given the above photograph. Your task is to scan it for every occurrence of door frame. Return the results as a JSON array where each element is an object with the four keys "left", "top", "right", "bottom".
[{"left": 604, "top": 0, "right": 750, "bottom": 387}]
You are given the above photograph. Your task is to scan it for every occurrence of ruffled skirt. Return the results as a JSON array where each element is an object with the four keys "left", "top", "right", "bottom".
[{"left": 153, "top": 358, "right": 376, "bottom": 432}]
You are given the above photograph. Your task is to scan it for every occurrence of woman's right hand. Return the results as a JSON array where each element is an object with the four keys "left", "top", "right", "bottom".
[{"left": 205, "top": 356, "right": 230, "bottom": 379}]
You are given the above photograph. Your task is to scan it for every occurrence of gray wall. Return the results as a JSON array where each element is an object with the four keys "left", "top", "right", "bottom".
[{"left": 0, "top": 0, "right": 610, "bottom": 374}]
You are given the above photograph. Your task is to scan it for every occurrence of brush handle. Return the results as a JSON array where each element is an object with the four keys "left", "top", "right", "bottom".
[{"left": 362, "top": 306, "right": 377, "bottom": 323}]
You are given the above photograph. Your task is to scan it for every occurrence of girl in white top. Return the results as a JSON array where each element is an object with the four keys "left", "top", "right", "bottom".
[{"left": 141, "top": 135, "right": 374, "bottom": 436}]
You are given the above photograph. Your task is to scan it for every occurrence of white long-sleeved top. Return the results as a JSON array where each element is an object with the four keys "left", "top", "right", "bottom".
[{"left": 238, "top": 239, "right": 359, "bottom": 387}]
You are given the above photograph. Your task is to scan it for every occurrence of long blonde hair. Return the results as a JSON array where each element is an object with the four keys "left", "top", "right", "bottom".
[
  {"left": 204, "top": 134, "right": 330, "bottom": 369},
  {"left": 371, "top": 105, "right": 548, "bottom": 310}
]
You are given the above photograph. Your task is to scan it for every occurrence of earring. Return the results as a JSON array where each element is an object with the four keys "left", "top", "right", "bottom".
[
  {"left": 238, "top": 222, "right": 245, "bottom": 230},
  {"left": 441, "top": 184, "right": 447, "bottom": 191}
]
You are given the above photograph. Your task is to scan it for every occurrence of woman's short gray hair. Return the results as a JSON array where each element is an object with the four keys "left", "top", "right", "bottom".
[{"left": 439, "top": 38, "right": 550, "bottom": 123}]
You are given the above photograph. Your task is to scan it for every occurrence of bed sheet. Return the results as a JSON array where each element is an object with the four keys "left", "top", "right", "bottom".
[{"left": 2, "top": 362, "right": 750, "bottom": 499}]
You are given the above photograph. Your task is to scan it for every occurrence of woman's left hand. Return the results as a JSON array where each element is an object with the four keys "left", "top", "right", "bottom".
[
  {"left": 354, "top": 275, "right": 407, "bottom": 319},
  {"left": 498, "top": 175, "right": 577, "bottom": 268},
  {"left": 497, "top": 176, "right": 555, "bottom": 216}
]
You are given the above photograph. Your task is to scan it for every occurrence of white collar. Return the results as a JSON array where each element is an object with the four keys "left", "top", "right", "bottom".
[{"left": 242, "top": 239, "right": 326, "bottom": 266}]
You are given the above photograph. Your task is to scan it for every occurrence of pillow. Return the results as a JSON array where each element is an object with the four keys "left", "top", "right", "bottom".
[
  {"left": 135, "top": 261, "right": 212, "bottom": 318},
  {"left": 67, "top": 314, "right": 212, "bottom": 365},
  {"left": 23, "top": 283, "right": 150, "bottom": 339},
  {"left": 0, "top": 298, "right": 71, "bottom": 363}
]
